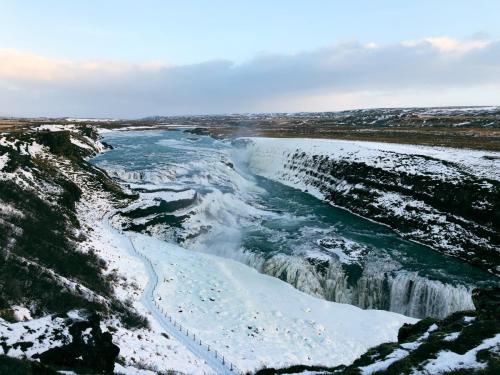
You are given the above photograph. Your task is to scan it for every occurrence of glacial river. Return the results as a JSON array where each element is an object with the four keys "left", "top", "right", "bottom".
[{"left": 92, "top": 130, "right": 496, "bottom": 318}]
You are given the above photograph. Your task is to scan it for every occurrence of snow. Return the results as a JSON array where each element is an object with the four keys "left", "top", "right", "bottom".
[
  {"left": 75, "top": 199, "right": 213, "bottom": 374},
  {"left": 70, "top": 136, "right": 93, "bottom": 150},
  {"left": 359, "top": 348, "right": 409, "bottom": 375},
  {"left": 317, "top": 237, "right": 369, "bottom": 265},
  {"left": 140, "top": 189, "right": 196, "bottom": 202},
  {"left": 243, "top": 137, "right": 500, "bottom": 181},
  {"left": 0, "top": 201, "right": 24, "bottom": 218},
  {"left": 0, "top": 315, "right": 71, "bottom": 358},
  {"left": 35, "top": 124, "right": 76, "bottom": 132},
  {"left": 0, "top": 153, "right": 9, "bottom": 170},
  {"left": 359, "top": 323, "right": 440, "bottom": 373},
  {"left": 11, "top": 306, "right": 32, "bottom": 322},
  {"left": 114, "top": 363, "right": 156, "bottom": 375},
  {"left": 124, "top": 234, "right": 235, "bottom": 375},
  {"left": 26, "top": 142, "right": 46, "bottom": 156},
  {"left": 422, "top": 334, "right": 500, "bottom": 373},
  {"left": 443, "top": 332, "right": 461, "bottom": 342},
  {"left": 131, "top": 234, "right": 417, "bottom": 373},
  {"left": 66, "top": 118, "right": 117, "bottom": 122},
  {"left": 122, "top": 189, "right": 197, "bottom": 213}
]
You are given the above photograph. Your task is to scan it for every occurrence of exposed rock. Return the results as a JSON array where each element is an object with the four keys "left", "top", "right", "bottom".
[{"left": 34, "top": 313, "right": 119, "bottom": 374}]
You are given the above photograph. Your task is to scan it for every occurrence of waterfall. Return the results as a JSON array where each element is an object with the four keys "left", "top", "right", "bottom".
[
  {"left": 98, "top": 134, "right": 481, "bottom": 322},
  {"left": 387, "top": 272, "right": 475, "bottom": 318},
  {"left": 356, "top": 273, "right": 390, "bottom": 310},
  {"left": 106, "top": 167, "right": 177, "bottom": 184},
  {"left": 262, "top": 254, "right": 325, "bottom": 298},
  {"left": 260, "top": 254, "right": 474, "bottom": 319}
]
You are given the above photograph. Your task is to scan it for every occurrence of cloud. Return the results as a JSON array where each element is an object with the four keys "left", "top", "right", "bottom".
[
  {"left": 0, "top": 37, "right": 499, "bottom": 117},
  {"left": 0, "top": 49, "right": 166, "bottom": 81},
  {"left": 402, "top": 36, "right": 489, "bottom": 53}
]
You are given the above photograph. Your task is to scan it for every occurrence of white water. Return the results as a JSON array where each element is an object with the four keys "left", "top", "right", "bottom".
[{"left": 92, "top": 131, "right": 489, "bottom": 319}]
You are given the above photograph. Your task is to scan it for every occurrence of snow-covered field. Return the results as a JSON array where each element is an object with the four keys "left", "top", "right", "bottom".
[{"left": 132, "top": 234, "right": 417, "bottom": 373}]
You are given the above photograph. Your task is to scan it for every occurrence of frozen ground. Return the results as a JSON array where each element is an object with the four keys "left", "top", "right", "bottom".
[
  {"left": 131, "top": 234, "right": 417, "bottom": 373},
  {"left": 244, "top": 137, "right": 500, "bottom": 183}
]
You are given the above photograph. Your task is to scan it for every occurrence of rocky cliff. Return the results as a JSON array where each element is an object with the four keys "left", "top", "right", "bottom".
[{"left": 242, "top": 137, "right": 500, "bottom": 276}]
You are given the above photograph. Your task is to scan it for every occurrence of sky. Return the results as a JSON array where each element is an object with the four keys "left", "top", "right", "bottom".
[{"left": 1, "top": 0, "right": 499, "bottom": 117}]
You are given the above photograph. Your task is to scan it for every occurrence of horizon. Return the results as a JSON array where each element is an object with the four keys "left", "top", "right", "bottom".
[{"left": 2, "top": 104, "right": 499, "bottom": 121}]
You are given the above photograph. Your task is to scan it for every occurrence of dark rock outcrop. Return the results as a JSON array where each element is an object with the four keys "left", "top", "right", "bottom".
[{"left": 34, "top": 313, "right": 119, "bottom": 374}]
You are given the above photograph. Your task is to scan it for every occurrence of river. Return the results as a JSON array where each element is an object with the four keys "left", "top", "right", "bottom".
[{"left": 91, "top": 130, "right": 496, "bottom": 318}]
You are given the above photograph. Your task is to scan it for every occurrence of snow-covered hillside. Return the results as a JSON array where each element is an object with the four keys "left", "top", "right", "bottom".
[
  {"left": 0, "top": 126, "right": 213, "bottom": 374},
  {"left": 241, "top": 137, "right": 500, "bottom": 275}
]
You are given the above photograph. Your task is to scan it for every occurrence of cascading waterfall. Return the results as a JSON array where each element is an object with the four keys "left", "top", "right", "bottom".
[
  {"left": 356, "top": 272, "right": 390, "bottom": 310},
  {"left": 387, "top": 272, "right": 475, "bottom": 318},
  {"left": 105, "top": 167, "right": 177, "bottom": 184},
  {"left": 260, "top": 254, "right": 474, "bottom": 319},
  {"left": 262, "top": 254, "right": 325, "bottom": 298}
]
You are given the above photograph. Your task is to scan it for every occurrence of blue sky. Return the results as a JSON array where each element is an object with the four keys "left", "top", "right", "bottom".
[
  {"left": 1, "top": 1, "right": 499, "bottom": 117},
  {"left": 2, "top": 0, "right": 499, "bottom": 64}
]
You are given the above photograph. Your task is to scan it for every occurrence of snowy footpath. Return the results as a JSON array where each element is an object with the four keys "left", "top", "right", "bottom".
[
  {"left": 103, "top": 215, "right": 239, "bottom": 374},
  {"left": 127, "top": 236, "right": 240, "bottom": 375}
]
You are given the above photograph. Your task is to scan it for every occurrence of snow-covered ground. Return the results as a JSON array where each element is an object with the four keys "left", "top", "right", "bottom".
[
  {"left": 76, "top": 198, "right": 214, "bottom": 374},
  {"left": 132, "top": 234, "right": 417, "bottom": 373},
  {"left": 421, "top": 334, "right": 500, "bottom": 374},
  {"left": 243, "top": 137, "right": 500, "bottom": 183}
]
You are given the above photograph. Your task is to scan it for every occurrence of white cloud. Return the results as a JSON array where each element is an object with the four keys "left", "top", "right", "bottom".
[
  {"left": 425, "top": 37, "right": 488, "bottom": 53},
  {"left": 0, "top": 37, "right": 499, "bottom": 117}
]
